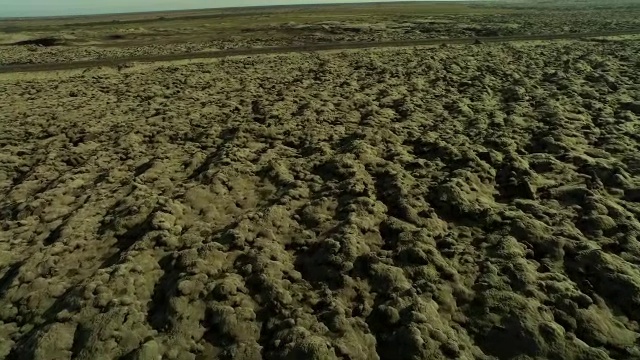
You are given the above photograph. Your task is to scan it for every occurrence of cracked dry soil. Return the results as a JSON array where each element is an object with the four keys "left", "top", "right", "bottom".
[{"left": 2, "top": 41, "right": 640, "bottom": 359}]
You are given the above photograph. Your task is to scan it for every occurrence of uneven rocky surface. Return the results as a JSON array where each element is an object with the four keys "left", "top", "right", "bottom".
[
  {"left": 0, "top": 39, "right": 288, "bottom": 66},
  {"left": 1, "top": 40, "right": 640, "bottom": 359},
  {"left": 2, "top": 5, "right": 640, "bottom": 66}
]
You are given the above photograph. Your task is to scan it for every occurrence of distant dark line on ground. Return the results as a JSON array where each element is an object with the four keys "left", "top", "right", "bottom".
[{"left": 1, "top": 29, "right": 639, "bottom": 74}]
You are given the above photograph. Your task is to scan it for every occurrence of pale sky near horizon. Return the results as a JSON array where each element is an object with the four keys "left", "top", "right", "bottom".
[{"left": 0, "top": 0, "right": 459, "bottom": 18}]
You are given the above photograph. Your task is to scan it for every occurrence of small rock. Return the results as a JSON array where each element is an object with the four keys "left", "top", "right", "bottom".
[
  {"left": 134, "top": 340, "right": 161, "bottom": 360},
  {"left": 286, "top": 335, "right": 337, "bottom": 360},
  {"left": 410, "top": 311, "right": 429, "bottom": 324},
  {"left": 589, "top": 215, "right": 617, "bottom": 232},
  {"left": 441, "top": 341, "right": 460, "bottom": 357},
  {"left": 399, "top": 248, "right": 429, "bottom": 265},
  {"left": 573, "top": 293, "right": 593, "bottom": 308},
  {"left": 158, "top": 233, "right": 180, "bottom": 248},
  {"left": 55, "top": 310, "right": 72, "bottom": 322},
  {"left": 378, "top": 305, "right": 400, "bottom": 324},
  {"left": 120, "top": 297, "right": 133, "bottom": 306},
  {"left": 177, "top": 352, "right": 196, "bottom": 360},
  {"left": 539, "top": 321, "right": 565, "bottom": 340},
  {"left": 152, "top": 212, "right": 176, "bottom": 231},
  {"left": 213, "top": 280, "right": 238, "bottom": 298},
  {"left": 178, "top": 280, "right": 195, "bottom": 296}
]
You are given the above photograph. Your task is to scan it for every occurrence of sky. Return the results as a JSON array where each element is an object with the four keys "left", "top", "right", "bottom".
[{"left": 0, "top": 0, "right": 453, "bottom": 18}]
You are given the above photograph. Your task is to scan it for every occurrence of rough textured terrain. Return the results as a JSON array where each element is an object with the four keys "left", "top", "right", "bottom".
[
  {"left": 2, "top": 39, "right": 640, "bottom": 359},
  {"left": 2, "top": 1, "right": 640, "bottom": 65}
]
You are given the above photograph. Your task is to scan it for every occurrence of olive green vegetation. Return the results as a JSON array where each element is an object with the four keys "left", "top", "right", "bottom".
[
  {"left": 2, "top": 38, "right": 640, "bottom": 358},
  {"left": 2, "top": 1, "right": 640, "bottom": 359},
  {"left": 2, "top": 0, "right": 640, "bottom": 66}
]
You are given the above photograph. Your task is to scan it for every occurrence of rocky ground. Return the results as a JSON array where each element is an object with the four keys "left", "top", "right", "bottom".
[
  {"left": 0, "top": 38, "right": 291, "bottom": 66},
  {"left": 2, "top": 4, "right": 640, "bottom": 66},
  {"left": 1, "top": 39, "right": 640, "bottom": 359}
]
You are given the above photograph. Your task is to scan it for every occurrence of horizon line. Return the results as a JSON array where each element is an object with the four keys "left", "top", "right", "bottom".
[{"left": 0, "top": 0, "right": 478, "bottom": 20}]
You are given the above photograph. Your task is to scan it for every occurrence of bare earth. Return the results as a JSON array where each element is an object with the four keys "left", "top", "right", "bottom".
[{"left": 2, "top": 2, "right": 640, "bottom": 360}]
